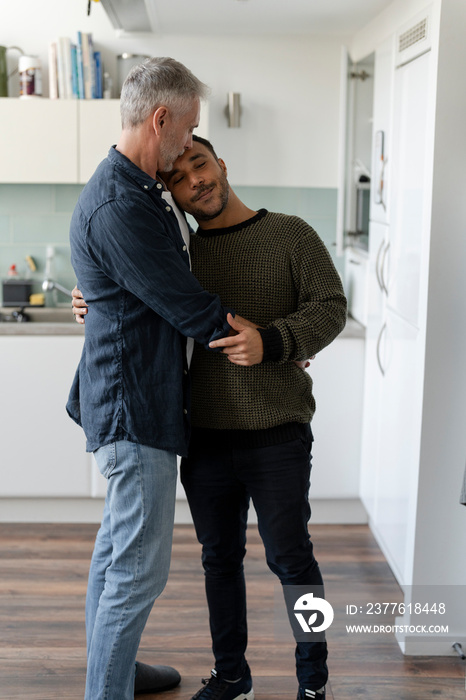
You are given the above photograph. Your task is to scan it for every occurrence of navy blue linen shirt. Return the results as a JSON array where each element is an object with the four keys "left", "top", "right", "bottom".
[{"left": 66, "top": 147, "right": 233, "bottom": 457}]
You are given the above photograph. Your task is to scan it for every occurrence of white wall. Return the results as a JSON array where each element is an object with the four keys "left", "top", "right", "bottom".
[
  {"left": 2, "top": 0, "right": 345, "bottom": 187},
  {"left": 414, "top": 0, "right": 466, "bottom": 588}
]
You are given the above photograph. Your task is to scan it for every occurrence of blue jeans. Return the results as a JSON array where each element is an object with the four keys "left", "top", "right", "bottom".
[
  {"left": 181, "top": 431, "right": 328, "bottom": 691},
  {"left": 85, "top": 441, "right": 177, "bottom": 700}
]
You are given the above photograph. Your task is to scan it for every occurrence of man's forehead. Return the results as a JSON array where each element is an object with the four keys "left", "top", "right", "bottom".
[
  {"left": 178, "top": 143, "right": 209, "bottom": 164},
  {"left": 164, "top": 144, "right": 211, "bottom": 180}
]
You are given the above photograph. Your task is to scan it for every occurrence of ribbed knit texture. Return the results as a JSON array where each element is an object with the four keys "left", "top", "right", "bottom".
[{"left": 189, "top": 209, "right": 347, "bottom": 431}]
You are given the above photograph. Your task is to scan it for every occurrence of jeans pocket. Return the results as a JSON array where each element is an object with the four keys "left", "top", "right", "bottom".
[{"left": 93, "top": 442, "right": 117, "bottom": 479}]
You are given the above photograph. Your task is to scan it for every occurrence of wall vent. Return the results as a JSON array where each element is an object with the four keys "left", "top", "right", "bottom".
[
  {"left": 396, "top": 10, "right": 432, "bottom": 67},
  {"left": 399, "top": 18, "right": 428, "bottom": 53}
]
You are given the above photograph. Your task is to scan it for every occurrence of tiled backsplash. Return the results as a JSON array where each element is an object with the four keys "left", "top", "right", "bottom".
[
  {"left": 233, "top": 185, "right": 342, "bottom": 275},
  {"left": 0, "top": 183, "right": 342, "bottom": 306},
  {"left": 0, "top": 184, "right": 83, "bottom": 306}
]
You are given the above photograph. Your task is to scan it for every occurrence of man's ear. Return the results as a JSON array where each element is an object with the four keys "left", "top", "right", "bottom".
[
  {"left": 218, "top": 158, "right": 228, "bottom": 177},
  {"left": 153, "top": 106, "right": 169, "bottom": 136}
]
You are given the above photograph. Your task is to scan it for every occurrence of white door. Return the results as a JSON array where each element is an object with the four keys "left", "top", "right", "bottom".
[
  {"left": 386, "top": 50, "right": 432, "bottom": 328},
  {"left": 359, "top": 221, "right": 388, "bottom": 520},
  {"left": 371, "top": 308, "right": 424, "bottom": 585}
]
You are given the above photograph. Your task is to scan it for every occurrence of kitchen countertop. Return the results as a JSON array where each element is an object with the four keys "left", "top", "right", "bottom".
[
  {"left": 0, "top": 322, "right": 84, "bottom": 336},
  {"left": 0, "top": 307, "right": 365, "bottom": 338},
  {"left": 341, "top": 316, "right": 365, "bottom": 338},
  {"left": 0, "top": 307, "right": 84, "bottom": 335}
]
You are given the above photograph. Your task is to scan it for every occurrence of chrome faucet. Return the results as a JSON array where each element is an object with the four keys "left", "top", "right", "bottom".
[
  {"left": 42, "top": 245, "right": 72, "bottom": 298},
  {"left": 42, "top": 278, "right": 72, "bottom": 297}
]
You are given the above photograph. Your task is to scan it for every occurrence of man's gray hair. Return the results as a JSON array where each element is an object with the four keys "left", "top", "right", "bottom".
[{"left": 120, "top": 56, "right": 209, "bottom": 129}]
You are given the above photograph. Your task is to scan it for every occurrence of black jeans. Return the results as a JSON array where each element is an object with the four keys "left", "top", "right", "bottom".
[{"left": 180, "top": 430, "right": 328, "bottom": 691}]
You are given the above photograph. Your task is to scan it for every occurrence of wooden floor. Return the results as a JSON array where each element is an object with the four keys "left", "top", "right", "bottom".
[{"left": 0, "top": 522, "right": 464, "bottom": 699}]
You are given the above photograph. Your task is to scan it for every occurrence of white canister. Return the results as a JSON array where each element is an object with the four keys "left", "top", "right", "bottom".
[
  {"left": 19, "top": 55, "right": 42, "bottom": 98},
  {"left": 117, "top": 54, "right": 150, "bottom": 96}
]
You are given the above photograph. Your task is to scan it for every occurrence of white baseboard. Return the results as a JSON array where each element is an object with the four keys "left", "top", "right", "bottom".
[
  {"left": 308, "top": 498, "right": 367, "bottom": 524},
  {"left": 0, "top": 498, "right": 107, "bottom": 523},
  {"left": 0, "top": 497, "right": 367, "bottom": 524},
  {"left": 396, "top": 630, "right": 466, "bottom": 657}
]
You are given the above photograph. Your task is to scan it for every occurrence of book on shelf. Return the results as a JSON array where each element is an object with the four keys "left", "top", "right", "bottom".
[
  {"left": 94, "top": 51, "right": 103, "bottom": 100},
  {"left": 88, "top": 34, "right": 97, "bottom": 99},
  {"left": 48, "top": 42, "right": 58, "bottom": 99},
  {"left": 76, "top": 33, "right": 84, "bottom": 99},
  {"left": 50, "top": 31, "right": 103, "bottom": 99},
  {"left": 79, "top": 31, "right": 92, "bottom": 99},
  {"left": 71, "top": 44, "right": 79, "bottom": 98}
]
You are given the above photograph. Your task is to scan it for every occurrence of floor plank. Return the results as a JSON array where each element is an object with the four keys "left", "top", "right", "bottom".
[{"left": 0, "top": 523, "right": 464, "bottom": 699}]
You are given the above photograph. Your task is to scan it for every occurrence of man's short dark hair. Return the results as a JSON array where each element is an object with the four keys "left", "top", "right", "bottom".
[{"left": 193, "top": 134, "right": 219, "bottom": 160}]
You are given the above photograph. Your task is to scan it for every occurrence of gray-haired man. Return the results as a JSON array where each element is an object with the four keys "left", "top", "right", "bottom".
[{"left": 67, "top": 57, "right": 259, "bottom": 700}]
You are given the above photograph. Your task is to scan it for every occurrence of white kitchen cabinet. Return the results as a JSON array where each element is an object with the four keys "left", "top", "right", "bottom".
[
  {"left": 344, "top": 247, "right": 368, "bottom": 326},
  {"left": 308, "top": 323, "right": 365, "bottom": 501},
  {"left": 387, "top": 49, "right": 433, "bottom": 329},
  {"left": 0, "top": 335, "right": 92, "bottom": 497},
  {"left": 370, "top": 309, "right": 424, "bottom": 584},
  {"left": 78, "top": 99, "right": 122, "bottom": 183},
  {"left": 0, "top": 98, "right": 78, "bottom": 183},
  {"left": 0, "top": 98, "right": 210, "bottom": 184}
]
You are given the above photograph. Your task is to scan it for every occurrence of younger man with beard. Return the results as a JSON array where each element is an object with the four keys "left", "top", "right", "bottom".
[{"left": 73, "top": 135, "right": 347, "bottom": 700}]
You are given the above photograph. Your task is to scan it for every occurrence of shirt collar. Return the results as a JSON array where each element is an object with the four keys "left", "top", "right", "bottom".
[
  {"left": 107, "top": 146, "right": 162, "bottom": 195},
  {"left": 194, "top": 209, "right": 268, "bottom": 238}
]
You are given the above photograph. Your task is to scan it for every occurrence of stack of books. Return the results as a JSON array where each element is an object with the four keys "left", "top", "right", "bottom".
[{"left": 49, "top": 32, "right": 103, "bottom": 99}]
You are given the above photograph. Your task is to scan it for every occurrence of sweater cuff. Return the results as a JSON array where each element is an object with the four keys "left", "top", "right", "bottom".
[{"left": 258, "top": 325, "right": 284, "bottom": 362}]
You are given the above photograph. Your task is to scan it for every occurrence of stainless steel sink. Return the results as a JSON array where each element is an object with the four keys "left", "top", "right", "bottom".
[{"left": 0, "top": 307, "right": 73, "bottom": 323}]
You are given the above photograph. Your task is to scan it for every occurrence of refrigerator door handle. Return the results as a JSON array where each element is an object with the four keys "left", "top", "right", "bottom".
[
  {"left": 376, "top": 322, "right": 387, "bottom": 376},
  {"left": 380, "top": 241, "right": 390, "bottom": 295},
  {"left": 375, "top": 238, "right": 385, "bottom": 291}
]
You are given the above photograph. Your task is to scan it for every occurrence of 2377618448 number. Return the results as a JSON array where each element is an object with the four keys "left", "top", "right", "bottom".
[{"left": 345, "top": 602, "right": 446, "bottom": 615}]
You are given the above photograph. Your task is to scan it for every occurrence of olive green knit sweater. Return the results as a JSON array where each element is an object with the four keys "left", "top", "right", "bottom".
[{"left": 189, "top": 209, "right": 347, "bottom": 432}]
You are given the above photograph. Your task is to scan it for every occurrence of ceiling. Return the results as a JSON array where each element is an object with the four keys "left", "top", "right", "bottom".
[{"left": 101, "top": 0, "right": 394, "bottom": 36}]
